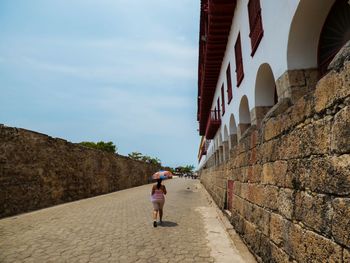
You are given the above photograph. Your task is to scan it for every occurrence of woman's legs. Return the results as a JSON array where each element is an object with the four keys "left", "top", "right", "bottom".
[
  {"left": 152, "top": 201, "right": 160, "bottom": 227},
  {"left": 153, "top": 209, "right": 158, "bottom": 221},
  {"left": 159, "top": 200, "right": 165, "bottom": 222},
  {"left": 159, "top": 209, "right": 163, "bottom": 222}
]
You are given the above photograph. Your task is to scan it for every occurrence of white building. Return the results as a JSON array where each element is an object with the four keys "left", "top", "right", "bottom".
[{"left": 197, "top": 0, "right": 350, "bottom": 169}]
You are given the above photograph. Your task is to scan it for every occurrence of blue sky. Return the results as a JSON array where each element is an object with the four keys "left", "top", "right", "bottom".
[{"left": 0, "top": 0, "right": 200, "bottom": 168}]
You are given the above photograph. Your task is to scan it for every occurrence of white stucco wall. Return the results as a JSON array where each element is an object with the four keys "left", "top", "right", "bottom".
[{"left": 200, "top": 0, "right": 336, "bottom": 167}]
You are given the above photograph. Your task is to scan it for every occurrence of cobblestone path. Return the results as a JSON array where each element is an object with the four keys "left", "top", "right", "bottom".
[{"left": 0, "top": 179, "right": 256, "bottom": 263}]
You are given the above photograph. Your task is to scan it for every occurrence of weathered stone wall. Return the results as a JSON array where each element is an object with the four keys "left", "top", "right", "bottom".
[
  {"left": 0, "top": 127, "right": 159, "bottom": 218},
  {"left": 200, "top": 45, "right": 350, "bottom": 262}
]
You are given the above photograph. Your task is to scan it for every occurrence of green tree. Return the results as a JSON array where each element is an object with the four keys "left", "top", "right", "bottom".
[
  {"left": 175, "top": 165, "right": 195, "bottom": 174},
  {"left": 79, "top": 141, "right": 117, "bottom": 153},
  {"left": 128, "top": 152, "right": 143, "bottom": 160},
  {"left": 128, "top": 152, "right": 162, "bottom": 167}
]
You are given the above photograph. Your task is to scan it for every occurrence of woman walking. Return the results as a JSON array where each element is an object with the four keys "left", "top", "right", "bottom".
[{"left": 151, "top": 179, "right": 167, "bottom": 227}]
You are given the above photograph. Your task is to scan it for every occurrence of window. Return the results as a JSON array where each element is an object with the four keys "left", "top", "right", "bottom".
[
  {"left": 221, "top": 85, "right": 225, "bottom": 115},
  {"left": 217, "top": 98, "right": 220, "bottom": 119},
  {"left": 234, "top": 33, "right": 244, "bottom": 87},
  {"left": 248, "top": 0, "right": 264, "bottom": 56},
  {"left": 226, "top": 64, "right": 233, "bottom": 103}
]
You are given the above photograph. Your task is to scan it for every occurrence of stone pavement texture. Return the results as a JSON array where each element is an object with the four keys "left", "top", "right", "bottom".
[{"left": 0, "top": 179, "right": 256, "bottom": 263}]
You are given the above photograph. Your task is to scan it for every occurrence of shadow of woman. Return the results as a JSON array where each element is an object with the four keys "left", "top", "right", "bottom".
[{"left": 159, "top": 221, "right": 178, "bottom": 227}]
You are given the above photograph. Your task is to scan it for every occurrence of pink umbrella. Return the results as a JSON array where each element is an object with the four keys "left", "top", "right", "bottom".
[{"left": 152, "top": 170, "right": 173, "bottom": 180}]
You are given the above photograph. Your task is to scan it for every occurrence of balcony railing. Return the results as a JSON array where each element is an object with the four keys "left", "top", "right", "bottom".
[{"left": 205, "top": 109, "right": 221, "bottom": 139}]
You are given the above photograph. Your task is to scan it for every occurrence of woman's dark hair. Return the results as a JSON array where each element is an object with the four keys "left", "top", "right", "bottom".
[{"left": 156, "top": 179, "right": 162, "bottom": 189}]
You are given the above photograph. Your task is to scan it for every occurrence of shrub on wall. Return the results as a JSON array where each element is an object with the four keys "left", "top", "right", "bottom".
[{"left": 79, "top": 141, "right": 117, "bottom": 153}]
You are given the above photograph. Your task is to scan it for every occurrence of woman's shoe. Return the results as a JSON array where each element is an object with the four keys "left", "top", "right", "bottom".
[{"left": 153, "top": 221, "right": 157, "bottom": 227}]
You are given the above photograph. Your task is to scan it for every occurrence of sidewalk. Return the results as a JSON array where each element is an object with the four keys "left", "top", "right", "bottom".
[{"left": 0, "top": 179, "right": 256, "bottom": 263}]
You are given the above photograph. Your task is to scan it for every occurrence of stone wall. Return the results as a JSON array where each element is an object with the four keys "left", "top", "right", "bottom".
[
  {"left": 200, "top": 44, "right": 350, "bottom": 262},
  {"left": 0, "top": 127, "right": 159, "bottom": 218}
]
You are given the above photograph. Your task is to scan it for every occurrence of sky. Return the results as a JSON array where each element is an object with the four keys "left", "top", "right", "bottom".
[{"left": 0, "top": 0, "right": 200, "bottom": 168}]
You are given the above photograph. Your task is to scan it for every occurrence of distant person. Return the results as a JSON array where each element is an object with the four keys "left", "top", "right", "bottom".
[{"left": 151, "top": 179, "right": 167, "bottom": 227}]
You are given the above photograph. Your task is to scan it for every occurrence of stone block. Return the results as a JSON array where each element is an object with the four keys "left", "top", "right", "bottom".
[
  {"left": 234, "top": 151, "right": 250, "bottom": 168},
  {"left": 328, "top": 40, "right": 350, "bottom": 72},
  {"left": 251, "top": 106, "right": 272, "bottom": 128},
  {"left": 288, "top": 93, "right": 314, "bottom": 127},
  {"left": 278, "top": 188, "right": 295, "bottom": 220},
  {"left": 238, "top": 123, "right": 251, "bottom": 141},
  {"left": 244, "top": 203, "right": 270, "bottom": 236},
  {"left": 279, "top": 118, "right": 331, "bottom": 159},
  {"left": 284, "top": 222, "right": 304, "bottom": 259},
  {"left": 230, "top": 211, "right": 244, "bottom": 234},
  {"left": 262, "top": 162, "right": 275, "bottom": 185},
  {"left": 247, "top": 164, "right": 262, "bottom": 183},
  {"left": 314, "top": 63, "right": 350, "bottom": 113},
  {"left": 331, "top": 106, "right": 350, "bottom": 154},
  {"left": 331, "top": 198, "right": 350, "bottom": 248},
  {"left": 258, "top": 139, "right": 279, "bottom": 163},
  {"left": 232, "top": 195, "right": 244, "bottom": 215},
  {"left": 276, "top": 70, "right": 289, "bottom": 100},
  {"left": 264, "top": 98, "right": 292, "bottom": 119},
  {"left": 270, "top": 242, "right": 290, "bottom": 263},
  {"left": 278, "top": 130, "right": 301, "bottom": 160},
  {"left": 262, "top": 161, "right": 288, "bottom": 187},
  {"left": 233, "top": 181, "right": 242, "bottom": 196},
  {"left": 294, "top": 191, "right": 332, "bottom": 235},
  {"left": 243, "top": 219, "right": 261, "bottom": 254},
  {"left": 240, "top": 183, "right": 249, "bottom": 200},
  {"left": 309, "top": 155, "right": 350, "bottom": 195},
  {"left": 247, "top": 184, "right": 265, "bottom": 207},
  {"left": 264, "top": 117, "right": 283, "bottom": 141},
  {"left": 286, "top": 159, "right": 309, "bottom": 190},
  {"left": 287, "top": 70, "right": 306, "bottom": 87},
  {"left": 298, "top": 228, "right": 342, "bottom": 263},
  {"left": 230, "top": 134, "right": 238, "bottom": 149},
  {"left": 270, "top": 213, "right": 288, "bottom": 246},
  {"left": 263, "top": 185, "right": 279, "bottom": 211},
  {"left": 258, "top": 234, "right": 273, "bottom": 262},
  {"left": 249, "top": 148, "right": 258, "bottom": 166},
  {"left": 344, "top": 248, "right": 350, "bottom": 262},
  {"left": 250, "top": 130, "right": 259, "bottom": 150},
  {"left": 284, "top": 223, "right": 342, "bottom": 262},
  {"left": 304, "top": 68, "right": 319, "bottom": 91},
  {"left": 290, "top": 85, "right": 310, "bottom": 104}
]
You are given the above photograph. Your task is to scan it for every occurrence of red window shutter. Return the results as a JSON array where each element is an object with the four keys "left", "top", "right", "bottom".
[
  {"left": 226, "top": 64, "right": 233, "bottom": 103},
  {"left": 221, "top": 85, "right": 225, "bottom": 115},
  {"left": 248, "top": 0, "right": 264, "bottom": 56},
  {"left": 217, "top": 98, "right": 220, "bottom": 119},
  {"left": 235, "top": 33, "right": 244, "bottom": 87}
]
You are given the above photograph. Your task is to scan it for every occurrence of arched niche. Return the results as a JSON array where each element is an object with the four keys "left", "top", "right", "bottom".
[
  {"left": 318, "top": 0, "right": 350, "bottom": 74},
  {"left": 255, "top": 63, "right": 276, "bottom": 107},
  {"left": 229, "top": 114, "right": 238, "bottom": 148},
  {"left": 238, "top": 96, "right": 251, "bottom": 139},
  {"left": 223, "top": 126, "right": 230, "bottom": 161},
  {"left": 239, "top": 96, "right": 251, "bottom": 124},
  {"left": 287, "top": 0, "right": 335, "bottom": 70},
  {"left": 252, "top": 63, "right": 277, "bottom": 127}
]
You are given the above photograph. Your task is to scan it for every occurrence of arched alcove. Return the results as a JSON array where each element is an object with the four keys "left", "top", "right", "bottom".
[
  {"left": 238, "top": 96, "right": 251, "bottom": 139},
  {"left": 229, "top": 114, "right": 238, "bottom": 148},
  {"left": 223, "top": 126, "right": 230, "bottom": 161},
  {"left": 287, "top": 0, "right": 335, "bottom": 70},
  {"left": 218, "top": 132, "right": 223, "bottom": 164},
  {"left": 223, "top": 125, "right": 229, "bottom": 142},
  {"left": 318, "top": 0, "right": 350, "bottom": 75},
  {"left": 255, "top": 63, "right": 276, "bottom": 107},
  {"left": 239, "top": 96, "right": 251, "bottom": 124},
  {"left": 252, "top": 63, "right": 277, "bottom": 127}
]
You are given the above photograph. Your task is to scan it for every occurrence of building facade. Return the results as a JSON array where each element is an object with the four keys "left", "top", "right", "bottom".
[{"left": 197, "top": 0, "right": 350, "bottom": 168}]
